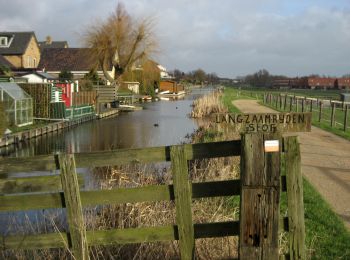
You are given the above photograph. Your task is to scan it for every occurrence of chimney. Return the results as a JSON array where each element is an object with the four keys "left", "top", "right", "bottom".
[{"left": 46, "top": 35, "right": 52, "bottom": 45}]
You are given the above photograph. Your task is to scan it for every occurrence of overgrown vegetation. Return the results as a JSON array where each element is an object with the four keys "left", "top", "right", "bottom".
[
  {"left": 1, "top": 155, "right": 240, "bottom": 259},
  {"left": 191, "top": 90, "right": 227, "bottom": 118},
  {"left": 84, "top": 2, "right": 157, "bottom": 91},
  {"left": 58, "top": 69, "right": 73, "bottom": 81}
]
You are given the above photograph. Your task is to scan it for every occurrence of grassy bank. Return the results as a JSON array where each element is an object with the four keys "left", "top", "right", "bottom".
[
  {"left": 224, "top": 87, "right": 350, "bottom": 141},
  {"left": 222, "top": 87, "right": 350, "bottom": 259}
]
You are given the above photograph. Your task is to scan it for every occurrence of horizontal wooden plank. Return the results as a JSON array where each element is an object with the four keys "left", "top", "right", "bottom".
[
  {"left": 1, "top": 221, "right": 239, "bottom": 249},
  {"left": 0, "top": 175, "right": 84, "bottom": 194},
  {"left": 0, "top": 155, "right": 57, "bottom": 175},
  {"left": 1, "top": 232, "right": 69, "bottom": 250},
  {"left": 0, "top": 180, "right": 240, "bottom": 211},
  {"left": 1, "top": 141, "right": 241, "bottom": 174}
]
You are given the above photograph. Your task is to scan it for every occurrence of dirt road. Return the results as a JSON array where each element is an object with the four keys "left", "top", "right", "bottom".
[{"left": 233, "top": 99, "right": 350, "bottom": 230}]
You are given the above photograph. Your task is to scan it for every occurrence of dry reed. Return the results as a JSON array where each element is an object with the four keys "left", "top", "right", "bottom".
[{"left": 191, "top": 91, "right": 227, "bottom": 118}]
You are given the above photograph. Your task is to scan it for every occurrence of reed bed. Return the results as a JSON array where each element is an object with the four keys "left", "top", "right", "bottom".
[{"left": 191, "top": 91, "right": 227, "bottom": 118}]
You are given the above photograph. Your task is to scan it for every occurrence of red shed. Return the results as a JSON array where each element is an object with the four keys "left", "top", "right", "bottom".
[{"left": 55, "top": 83, "right": 72, "bottom": 107}]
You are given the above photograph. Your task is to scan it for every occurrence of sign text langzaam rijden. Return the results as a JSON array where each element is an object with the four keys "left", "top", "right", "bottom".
[{"left": 213, "top": 112, "right": 312, "bottom": 133}]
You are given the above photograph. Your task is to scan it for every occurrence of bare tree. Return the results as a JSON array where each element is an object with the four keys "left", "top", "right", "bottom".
[{"left": 84, "top": 3, "right": 157, "bottom": 90}]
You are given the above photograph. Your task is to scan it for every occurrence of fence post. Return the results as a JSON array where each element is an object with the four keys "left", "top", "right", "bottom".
[
  {"left": 171, "top": 145, "right": 194, "bottom": 260},
  {"left": 284, "top": 95, "right": 287, "bottom": 111},
  {"left": 289, "top": 97, "right": 293, "bottom": 112},
  {"left": 279, "top": 94, "right": 282, "bottom": 109},
  {"left": 239, "top": 133, "right": 280, "bottom": 259},
  {"left": 331, "top": 102, "right": 336, "bottom": 127},
  {"left": 295, "top": 98, "right": 299, "bottom": 112},
  {"left": 301, "top": 99, "right": 305, "bottom": 112},
  {"left": 310, "top": 100, "right": 313, "bottom": 112},
  {"left": 344, "top": 105, "right": 348, "bottom": 132},
  {"left": 284, "top": 136, "right": 306, "bottom": 260},
  {"left": 319, "top": 102, "right": 323, "bottom": 122},
  {"left": 57, "top": 153, "right": 89, "bottom": 260}
]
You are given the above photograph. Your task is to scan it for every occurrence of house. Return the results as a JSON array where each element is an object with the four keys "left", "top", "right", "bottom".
[
  {"left": 157, "top": 64, "right": 173, "bottom": 79},
  {"left": 159, "top": 80, "right": 184, "bottom": 94},
  {"left": 307, "top": 78, "right": 336, "bottom": 89},
  {"left": 337, "top": 78, "right": 350, "bottom": 89},
  {"left": 38, "top": 36, "right": 68, "bottom": 50},
  {"left": 21, "top": 71, "right": 56, "bottom": 83},
  {"left": 0, "top": 54, "right": 15, "bottom": 70},
  {"left": 0, "top": 31, "right": 40, "bottom": 69},
  {"left": 38, "top": 48, "right": 114, "bottom": 82}
]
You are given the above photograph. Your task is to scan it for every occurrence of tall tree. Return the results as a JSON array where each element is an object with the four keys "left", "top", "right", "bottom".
[{"left": 84, "top": 3, "right": 157, "bottom": 90}]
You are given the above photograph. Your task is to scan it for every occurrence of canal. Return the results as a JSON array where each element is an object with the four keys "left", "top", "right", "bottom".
[
  {"left": 0, "top": 88, "right": 212, "bottom": 233},
  {"left": 1, "top": 87, "right": 211, "bottom": 158}
]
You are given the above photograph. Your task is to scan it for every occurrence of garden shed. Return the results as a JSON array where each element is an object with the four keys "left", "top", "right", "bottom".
[{"left": 0, "top": 82, "right": 33, "bottom": 126}]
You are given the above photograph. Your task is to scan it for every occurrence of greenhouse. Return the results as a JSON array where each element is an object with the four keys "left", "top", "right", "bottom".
[{"left": 0, "top": 82, "right": 33, "bottom": 127}]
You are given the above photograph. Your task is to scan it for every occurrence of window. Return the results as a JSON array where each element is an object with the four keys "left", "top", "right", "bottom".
[
  {"left": 27, "top": 56, "right": 33, "bottom": 68},
  {"left": 33, "top": 58, "right": 36, "bottom": 68},
  {"left": 0, "top": 37, "right": 8, "bottom": 46}
]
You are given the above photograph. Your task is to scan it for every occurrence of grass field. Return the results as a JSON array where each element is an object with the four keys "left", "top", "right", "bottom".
[
  {"left": 224, "top": 87, "right": 350, "bottom": 141},
  {"left": 232, "top": 86, "right": 348, "bottom": 100},
  {"left": 223, "top": 87, "right": 350, "bottom": 259}
]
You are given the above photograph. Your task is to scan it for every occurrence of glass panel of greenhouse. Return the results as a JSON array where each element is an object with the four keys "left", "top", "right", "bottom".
[{"left": 0, "top": 82, "right": 33, "bottom": 127}]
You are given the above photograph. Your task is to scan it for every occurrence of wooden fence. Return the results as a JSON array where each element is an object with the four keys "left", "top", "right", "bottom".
[
  {"left": 72, "top": 91, "right": 97, "bottom": 106},
  {"left": 264, "top": 93, "right": 350, "bottom": 132},
  {"left": 0, "top": 135, "right": 305, "bottom": 259}
]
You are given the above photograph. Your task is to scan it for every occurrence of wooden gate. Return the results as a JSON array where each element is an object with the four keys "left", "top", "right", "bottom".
[{"left": 0, "top": 135, "right": 305, "bottom": 259}]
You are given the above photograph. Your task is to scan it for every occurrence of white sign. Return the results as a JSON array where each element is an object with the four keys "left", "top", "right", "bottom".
[{"left": 264, "top": 140, "right": 279, "bottom": 152}]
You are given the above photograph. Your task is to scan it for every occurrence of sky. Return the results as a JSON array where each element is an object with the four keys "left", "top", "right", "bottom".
[{"left": 0, "top": 0, "right": 350, "bottom": 78}]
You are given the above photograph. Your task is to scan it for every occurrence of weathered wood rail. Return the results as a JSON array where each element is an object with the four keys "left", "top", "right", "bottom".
[
  {"left": 0, "top": 136, "right": 305, "bottom": 259},
  {"left": 263, "top": 93, "right": 350, "bottom": 132}
]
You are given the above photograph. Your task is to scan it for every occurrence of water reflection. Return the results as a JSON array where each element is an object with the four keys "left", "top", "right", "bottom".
[{"left": 1, "top": 88, "right": 212, "bottom": 157}]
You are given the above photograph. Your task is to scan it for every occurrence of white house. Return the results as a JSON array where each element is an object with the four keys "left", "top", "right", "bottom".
[
  {"left": 21, "top": 71, "right": 56, "bottom": 83},
  {"left": 157, "top": 64, "right": 173, "bottom": 80}
]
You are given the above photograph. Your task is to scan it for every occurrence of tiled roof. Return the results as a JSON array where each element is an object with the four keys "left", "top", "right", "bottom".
[
  {"left": 0, "top": 31, "right": 36, "bottom": 55},
  {"left": 38, "top": 41, "right": 68, "bottom": 50},
  {"left": 0, "top": 55, "right": 14, "bottom": 68},
  {"left": 38, "top": 48, "right": 110, "bottom": 72}
]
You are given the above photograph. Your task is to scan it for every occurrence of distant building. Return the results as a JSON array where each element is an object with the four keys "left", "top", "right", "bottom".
[
  {"left": 159, "top": 80, "right": 184, "bottom": 93},
  {"left": 307, "top": 77, "right": 336, "bottom": 89},
  {"left": 157, "top": 64, "right": 173, "bottom": 79},
  {"left": 38, "top": 36, "right": 68, "bottom": 51},
  {"left": 337, "top": 78, "right": 350, "bottom": 89},
  {"left": 0, "top": 31, "right": 40, "bottom": 69},
  {"left": 21, "top": 71, "right": 56, "bottom": 83}
]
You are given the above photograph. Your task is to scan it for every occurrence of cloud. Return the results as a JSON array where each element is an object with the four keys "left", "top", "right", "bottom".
[{"left": 0, "top": 0, "right": 349, "bottom": 77}]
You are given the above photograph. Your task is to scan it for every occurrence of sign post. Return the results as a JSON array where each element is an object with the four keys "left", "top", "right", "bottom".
[{"left": 213, "top": 112, "right": 311, "bottom": 259}]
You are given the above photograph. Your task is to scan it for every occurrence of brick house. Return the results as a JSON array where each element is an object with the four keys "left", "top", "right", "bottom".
[
  {"left": 0, "top": 31, "right": 40, "bottom": 69},
  {"left": 337, "top": 78, "right": 350, "bottom": 89},
  {"left": 38, "top": 48, "right": 114, "bottom": 82},
  {"left": 38, "top": 36, "right": 68, "bottom": 51},
  {"left": 307, "top": 77, "right": 336, "bottom": 89}
]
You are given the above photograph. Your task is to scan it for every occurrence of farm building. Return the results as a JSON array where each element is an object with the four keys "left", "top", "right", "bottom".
[
  {"left": 159, "top": 80, "right": 184, "bottom": 94},
  {"left": 337, "top": 78, "right": 350, "bottom": 89},
  {"left": 0, "top": 82, "right": 33, "bottom": 126},
  {"left": 307, "top": 78, "right": 336, "bottom": 89}
]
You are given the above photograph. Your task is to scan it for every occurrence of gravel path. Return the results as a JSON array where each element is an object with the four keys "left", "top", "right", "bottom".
[{"left": 233, "top": 99, "right": 350, "bottom": 230}]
